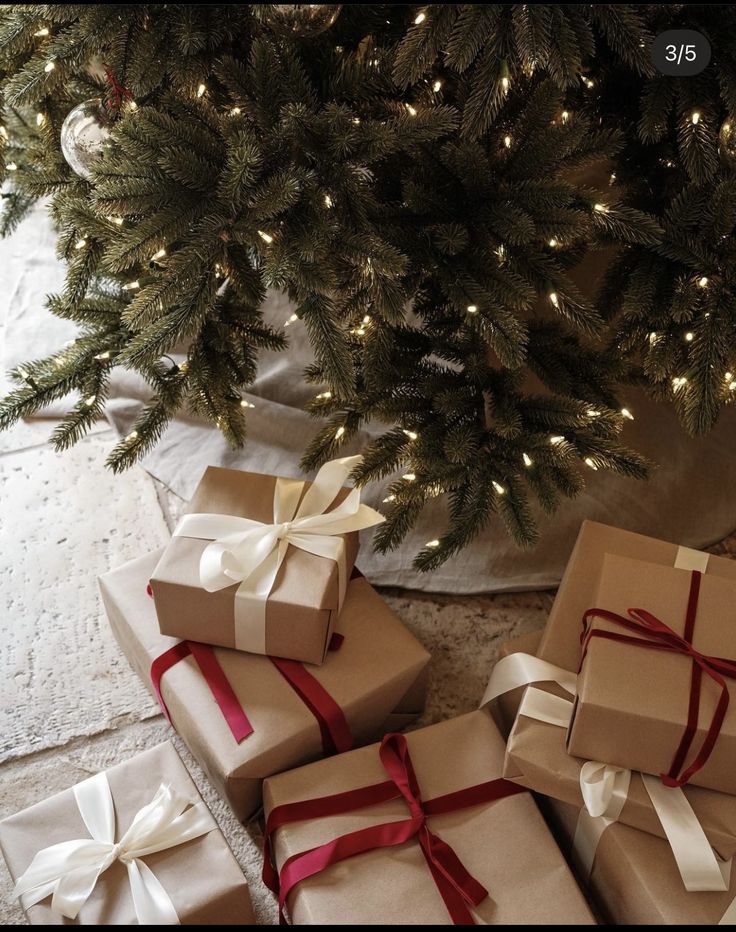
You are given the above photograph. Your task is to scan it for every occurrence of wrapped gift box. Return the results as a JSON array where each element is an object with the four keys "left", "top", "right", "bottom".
[
  {"left": 486, "top": 630, "right": 543, "bottom": 738},
  {"left": 150, "top": 464, "right": 366, "bottom": 664},
  {"left": 545, "top": 797, "right": 736, "bottom": 925},
  {"left": 0, "top": 742, "right": 253, "bottom": 925},
  {"left": 567, "top": 553, "right": 736, "bottom": 794},
  {"left": 491, "top": 630, "right": 736, "bottom": 858},
  {"left": 538, "top": 520, "right": 736, "bottom": 670},
  {"left": 100, "top": 550, "right": 430, "bottom": 821},
  {"left": 262, "top": 709, "right": 595, "bottom": 925}
]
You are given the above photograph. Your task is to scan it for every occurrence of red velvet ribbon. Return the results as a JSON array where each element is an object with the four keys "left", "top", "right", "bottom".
[
  {"left": 262, "top": 732, "right": 527, "bottom": 925},
  {"left": 581, "top": 569, "right": 736, "bottom": 787}
]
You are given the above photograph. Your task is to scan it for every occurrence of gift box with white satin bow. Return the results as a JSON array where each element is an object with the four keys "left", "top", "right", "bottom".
[
  {"left": 150, "top": 457, "right": 384, "bottom": 664},
  {"left": 0, "top": 742, "right": 253, "bottom": 925}
]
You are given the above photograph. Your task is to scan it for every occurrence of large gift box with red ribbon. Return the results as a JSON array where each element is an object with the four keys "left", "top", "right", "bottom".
[
  {"left": 0, "top": 742, "right": 253, "bottom": 925},
  {"left": 567, "top": 553, "right": 736, "bottom": 794},
  {"left": 261, "top": 710, "right": 596, "bottom": 925},
  {"left": 149, "top": 457, "right": 384, "bottom": 664},
  {"left": 100, "top": 550, "right": 429, "bottom": 822},
  {"left": 544, "top": 797, "right": 736, "bottom": 925}
]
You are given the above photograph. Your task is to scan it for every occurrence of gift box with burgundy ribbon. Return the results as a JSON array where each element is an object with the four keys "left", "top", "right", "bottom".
[
  {"left": 0, "top": 742, "right": 254, "bottom": 925},
  {"left": 261, "top": 709, "right": 596, "bottom": 925},
  {"left": 99, "top": 549, "right": 430, "bottom": 822},
  {"left": 149, "top": 457, "right": 384, "bottom": 665}
]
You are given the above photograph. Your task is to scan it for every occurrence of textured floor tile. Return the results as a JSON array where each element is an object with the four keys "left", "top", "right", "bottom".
[
  {"left": 0, "top": 720, "right": 276, "bottom": 926},
  {"left": 0, "top": 433, "right": 169, "bottom": 762}
]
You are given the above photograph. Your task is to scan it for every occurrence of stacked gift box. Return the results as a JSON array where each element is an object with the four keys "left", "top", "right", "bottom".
[{"left": 5, "top": 450, "right": 736, "bottom": 923}]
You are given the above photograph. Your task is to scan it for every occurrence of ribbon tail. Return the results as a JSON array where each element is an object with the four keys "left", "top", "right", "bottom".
[
  {"left": 480, "top": 653, "right": 577, "bottom": 706},
  {"left": 127, "top": 859, "right": 180, "bottom": 925},
  {"left": 294, "top": 456, "right": 364, "bottom": 518},
  {"left": 571, "top": 809, "right": 614, "bottom": 881},
  {"left": 421, "top": 828, "right": 487, "bottom": 924}
]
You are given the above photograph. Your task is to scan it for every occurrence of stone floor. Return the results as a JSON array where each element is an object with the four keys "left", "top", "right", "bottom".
[{"left": 0, "top": 417, "right": 555, "bottom": 924}]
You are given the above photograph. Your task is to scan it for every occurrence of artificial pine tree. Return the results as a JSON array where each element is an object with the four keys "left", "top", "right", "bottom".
[{"left": 0, "top": 4, "right": 733, "bottom": 569}]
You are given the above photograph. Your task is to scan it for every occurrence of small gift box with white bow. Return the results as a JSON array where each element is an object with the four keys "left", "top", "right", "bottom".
[
  {"left": 0, "top": 741, "right": 254, "bottom": 925},
  {"left": 149, "top": 457, "right": 384, "bottom": 665}
]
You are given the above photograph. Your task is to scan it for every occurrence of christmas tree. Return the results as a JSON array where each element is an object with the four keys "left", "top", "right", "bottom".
[{"left": 0, "top": 4, "right": 733, "bottom": 570}]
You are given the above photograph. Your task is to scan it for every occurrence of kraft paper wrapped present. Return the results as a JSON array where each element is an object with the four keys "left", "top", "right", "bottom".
[
  {"left": 0, "top": 742, "right": 254, "bottom": 925},
  {"left": 544, "top": 797, "right": 736, "bottom": 925},
  {"left": 487, "top": 630, "right": 543, "bottom": 738},
  {"left": 490, "top": 630, "right": 736, "bottom": 859},
  {"left": 150, "top": 456, "right": 384, "bottom": 664},
  {"left": 567, "top": 553, "right": 736, "bottom": 794},
  {"left": 100, "top": 550, "right": 430, "bottom": 822},
  {"left": 262, "top": 710, "right": 596, "bottom": 925},
  {"left": 538, "top": 519, "right": 736, "bottom": 671}
]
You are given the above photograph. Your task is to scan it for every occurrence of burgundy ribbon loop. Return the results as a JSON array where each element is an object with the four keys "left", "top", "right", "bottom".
[
  {"left": 262, "top": 731, "right": 526, "bottom": 925},
  {"left": 581, "top": 569, "right": 736, "bottom": 788}
]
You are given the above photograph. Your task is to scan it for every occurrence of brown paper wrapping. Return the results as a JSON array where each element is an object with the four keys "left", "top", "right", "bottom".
[
  {"left": 544, "top": 797, "right": 736, "bottom": 925},
  {"left": 263, "top": 710, "right": 595, "bottom": 925},
  {"left": 567, "top": 553, "right": 736, "bottom": 794},
  {"left": 0, "top": 742, "right": 253, "bottom": 925},
  {"left": 495, "top": 630, "right": 736, "bottom": 858},
  {"left": 538, "top": 520, "right": 736, "bottom": 670},
  {"left": 150, "top": 466, "right": 360, "bottom": 664},
  {"left": 100, "top": 550, "right": 430, "bottom": 822},
  {"left": 488, "top": 630, "right": 543, "bottom": 738}
]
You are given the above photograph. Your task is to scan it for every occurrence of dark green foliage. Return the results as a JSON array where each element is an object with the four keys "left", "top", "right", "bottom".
[{"left": 0, "top": 4, "right": 733, "bottom": 570}]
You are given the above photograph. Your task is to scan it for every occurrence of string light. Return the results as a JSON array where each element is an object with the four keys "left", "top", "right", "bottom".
[
  {"left": 107, "top": 216, "right": 124, "bottom": 225},
  {"left": 362, "top": 315, "right": 371, "bottom": 325},
  {"left": 34, "top": 26, "right": 50, "bottom": 36},
  {"left": 501, "top": 76, "right": 510, "bottom": 92},
  {"left": 94, "top": 351, "right": 111, "bottom": 361},
  {"left": 36, "top": 112, "right": 45, "bottom": 127},
  {"left": 258, "top": 230, "right": 273, "bottom": 243},
  {"left": 402, "top": 473, "right": 416, "bottom": 481},
  {"left": 230, "top": 107, "right": 241, "bottom": 116},
  {"left": 284, "top": 313, "right": 298, "bottom": 326},
  {"left": 503, "top": 135, "right": 512, "bottom": 148},
  {"left": 383, "top": 494, "right": 396, "bottom": 503},
  {"left": 433, "top": 79, "right": 442, "bottom": 92},
  {"left": 593, "top": 203, "right": 608, "bottom": 213},
  {"left": 75, "top": 238, "right": 86, "bottom": 249},
  {"left": 0, "top": 126, "right": 7, "bottom": 140},
  {"left": 523, "top": 453, "right": 533, "bottom": 467},
  {"left": 621, "top": 407, "right": 634, "bottom": 420},
  {"left": 44, "top": 61, "right": 55, "bottom": 73},
  {"left": 414, "top": 11, "right": 426, "bottom": 25},
  {"left": 550, "top": 435, "right": 565, "bottom": 445},
  {"left": 17, "top": 367, "right": 29, "bottom": 380},
  {"left": 324, "top": 194, "right": 333, "bottom": 208},
  {"left": 649, "top": 331, "right": 659, "bottom": 345},
  {"left": 495, "top": 245, "right": 506, "bottom": 261},
  {"left": 492, "top": 481, "right": 506, "bottom": 495},
  {"left": 584, "top": 457, "right": 598, "bottom": 470},
  {"left": 128, "top": 101, "right": 137, "bottom": 111},
  {"left": 698, "top": 276, "right": 709, "bottom": 288},
  {"left": 334, "top": 426, "right": 346, "bottom": 439},
  {"left": 122, "top": 280, "right": 140, "bottom": 291},
  {"left": 609, "top": 173, "right": 617, "bottom": 184},
  {"left": 406, "top": 104, "right": 417, "bottom": 117},
  {"left": 151, "top": 248, "right": 166, "bottom": 260},
  {"left": 584, "top": 78, "right": 594, "bottom": 89},
  {"left": 316, "top": 390, "right": 332, "bottom": 400},
  {"left": 197, "top": 83, "right": 206, "bottom": 98},
  {"left": 240, "top": 399, "right": 255, "bottom": 408},
  {"left": 549, "top": 292, "right": 559, "bottom": 307},
  {"left": 691, "top": 111, "right": 701, "bottom": 125},
  {"left": 586, "top": 409, "right": 600, "bottom": 417},
  {"left": 685, "top": 331, "right": 694, "bottom": 342},
  {"left": 6, "top": 162, "right": 17, "bottom": 171},
  {"left": 84, "top": 394, "right": 96, "bottom": 407},
  {"left": 730, "top": 381, "right": 736, "bottom": 392},
  {"left": 725, "top": 372, "right": 733, "bottom": 381},
  {"left": 561, "top": 110, "right": 569, "bottom": 123},
  {"left": 466, "top": 304, "right": 478, "bottom": 314},
  {"left": 126, "top": 430, "right": 138, "bottom": 441},
  {"left": 403, "top": 429, "right": 418, "bottom": 440},
  {"left": 352, "top": 117, "right": 360, "bottom": 125},
  {"left": 548, "top": 238, "right": 558, "bottom": 248},
  {"left": 672, "top": 376, "right": 688, "bottom": 389},
  {"left": 425, "top": 539, "right": 440, "bottom": 548}
]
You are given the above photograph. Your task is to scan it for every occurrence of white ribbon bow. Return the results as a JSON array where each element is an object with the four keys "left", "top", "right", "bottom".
[
  {"left": 173, "top": 455, "right": 385, "bottom": 653},
  {"left": 12, "top": 773, "right": 216, "bottom": 924}
]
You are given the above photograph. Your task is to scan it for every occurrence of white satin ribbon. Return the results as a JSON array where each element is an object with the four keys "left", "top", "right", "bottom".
[
  {"left": 485, "top": 656, "right": 732, "bottom": 893},
  {"left": 675, "top": 545, "right": 710, "bottom": 573},
  {"left": 174, "top": 455, "right": 385, "bottom": 653},
  {"left": 12, "top": 773, "right": 216, "bottom": 923}
]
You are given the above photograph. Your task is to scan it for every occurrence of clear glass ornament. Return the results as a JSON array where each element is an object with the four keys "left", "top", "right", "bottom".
[
  {"left": 264, "top": 4, "right": 342, "bottom": 37},
  {"left": 60, "top": 98, "right": 112, "bottom": 179}
]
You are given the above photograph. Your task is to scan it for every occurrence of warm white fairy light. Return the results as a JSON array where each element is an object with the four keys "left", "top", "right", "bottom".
[
  {"left": 492, "top": 481, "right": 506, "bottom": 495},
  {"left": 44, "top": 61, "right": 55, "bottom": 73},
  {"left": 126, "top": 430, "right": 138, "bottom": 441},
  {"left": 685, "top": 331, "right": 694, "bottom": 342},
  {"left": 698, "top": 276, "right": 709, "bottom": 288},
  {"left": 548, "top": 237, "right": 558, "bottom": 248},
  {"left": 584, "top": 78, "right": 594, "bottom": 89},
  {"left": 0, "top": 126, "right": 7, "bottom": 140},
  {"left": 402, "top": 473, "right": 416, "bottom": 481},
  {"left": 495, "top": 245, "right": 506, "bottom": 261},
  {"left": 36, "top": 112, "right": 45, "bottom": 126},
  {"left": 649, "top": 331, "right": 659, "bottom": 345},
  {"left": 501, "top": 76, "right": 510, "bottom": 92},
  {"left": 584, "top": 457, "right": 598, "bottom": 470},
  {"left": 466, "top": 304, "right": 478, "bottom": 314},
  {"left": 406, "top": 104, "right": 417, "bottom": 117},
  {"left": 107, "top": 216, "right": 124, "bottom": 225},
  {"left": 691, "top": 111, "right": 701, "bottom": 125},
  {"left": 122, "top": 280, "right": 140, "bottom": 291},
  {"left": 609, "top": 172, "right": 617, "bottom": 184},
  {"left": 352, "top": 117, "right": 360, "bottom": 125},
  {"left": 621, "top": 407, "right": 634, "bottom": 420},
  {"left": 414, "top": 11, "right": 426, "bottom": 24},
  {"left": 128, "top": 101, "right": 137, "bottom": 111},
  {"left": 34, "top": 27, "right": 50, "bottom": 36},
  {"left": 523, "top": 453, "right": 533, "bottom": 467},
  {"left": 284, "top": 313, "right": 299, "bottom": 327},
  {"left": 230, "top": 107, "right": 241, "bottom": 115},
  {"left": 362, "top": 315, "right": 371, "bottom": 325},
  {"left": 151, "top": 248, "right": 166, "bottom": 260},
  {"left": 334, "top": 426, "right": 346, "bottom": 439},
  {"left": 725, "top": 372, "right": 733, "bottom": 381},
  {"left": 550, "top": 435, "right": 565, "bottom": 445},
  {"left": 593, "top": 202, "right": 608, "bottom": 213},
  {"left": 672, "top": 376, "right": 688, "bottom": 389},
  {"left": 503, "top": 135, "right": 512, "bottom": 148},
  {"left": 383, "top": 493, "right": 396, "bottom": 503},
  {"left": 316, "top": 390, "right": 332, "bottom": 400},
  {"left": 240, "top": 399, "right": 255, "bottom": 408},
  {"left": 75, "top": 238, "right": 87, "bottom": 249},
  {"left": 586, "top": 409, "right": 600, "bottom": 417},
  {"left": 258, "top": 230, "right": 273, "bottom": 244},
  {"left": 433, "top": 79, "right": 442, "bottom": 92},
  {"left": 730, "top": 381, "right": 736, "bottom": 392},
  {"left": 6, "top": 162, "right": 17, "bottom": 171},
  {"left": 403, "top": 429, "right": 418, "bottom": 440},
  {"left": 84, "top": 394, "right": 96, "bottom": 407},
  {"left": 17, "top": 367, "right": 28, "bottom": 380},
  {"left": 324, "top": 194, "right": 333, "bottom": 208},
  {"left": 197, "top": 83, "right": 206, "bottom": 98},
  {"left": 426, "top": 539, "right": 440, "bottom": 548},
  {"left": 549, "top": 292, "right": 559, "bottom": 307},
  {"left": 561, "top": 110, "right": 569, "bottom": 123},
  {"left": 94, "top": 350, "right": 111, "bottom": 361}
]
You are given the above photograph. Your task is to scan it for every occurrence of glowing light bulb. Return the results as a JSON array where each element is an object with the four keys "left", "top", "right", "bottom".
[
  {"left": 691, "top": 111, "right": 700, "bottom": 125},
  {"left": 403, "top": 429, "right": 418, "bottom": 440},
  {"left": 549, "top": 292, "right": 559, "bottom": 307},
  {"left": 550, "top": 435, "right": 564, "bottom": 445},
  {"left": 561, "top": 110, "right": 569, "bottom": 123},
  {"left": 426, "top": 539, "right": 440, "bottom": 548},
  {"left": 6, "top": 162, "right": 17, "bottom": 171},
  {"left": 230, "top": 107, "right": 241, "bottom": 115},
  {"left": 84, "top": 394, "right": 96, "bottom": 407},
  {"left": 151, "top": 248, "right": 166, "bottom": 260},
  {"left": 316, "top": 391, "right": 332, "bottom": 400},
  {"left": 324, "top": 194, "right": 333, "bottom": 208},
  {"left": 107, "top": 216, "right": 124, "bottom": 225},
  {"left": 730, "top": 381, "right": 736, "bottom": 392},
  {"left": 36, "top": 112, "right": 45, "bottom": 126},
  {"left": 383, "top": 494, "right": 396, "bottom": 503},
  {"left": 649, "top": 331, "right": 659, "bottom": 345},
  {"left": 240, "top": 399, "right": 255, "bottom": 408},
  {"left": 44, "top": 61, "right": 55, "bottom": 73},
  {"left": 685, "top": 331, "right": 694, "bottom": 342},
  {"left": 503, "top": 135, "right": 512, "bottom": 148},
  {"left": 94, "top": 350, "right": 111, "bottom": 361},
  {"left": 34, "top": 27, "right": 50, "bottom": 36},
  {"left": 586, "top": 409, "right": 600, "bottom": 417},
  {"left": 501, "top": 76, "right": 510, "bottom": 92},
  {"left": 523, "top": 453, "right": 533, "bottom": 467},
  {"left": 402, "top": 473, "right": 416, "bottom": 481},
  {"left": 414, "top": 12, "right": 426, "bottom": 24},
  {"left": 609, "top": 173, "right": 617, "bottom": 184},
  {"left": 258, "top": 230, "right": 273, "bottom": 244},
  {"left": 466, "top": 304, "right": 478, "bottom": 314},
  {"left": 548, "top": 238, "right": 558, "bottom": 247},
  {"left": 335, "top": 426, "right": 346, "bottom": 439},
  {"left": 492, "top": 481, "right": 506, "bottom": 495},
  {"left": 122, "top": 280, "right": 140, "bottom": 291},
  {"left": 593, "top": 203, "right": 608, "bottom": 213},
  {"left": 75, "top": 238, "right": 86, "bottom": 249},
  {"left": 584, "top": 457, "right": 598, "bottom": 470},
  {"left": 197, "top": 83, "right": 206, "bottom": 98},
  {"left": 406, "top": 104, "right": 417, "bottom": 117},
  {"left": 698, "top": 276, "right": 708, "bottom": 288},
  {"left": 284, "top": 313, "right": 298, "bottom": 326},
  {"left": 621, "top": 407, "right": 634, "bottom": 420},
  {"left": 363, "top": 315, "right": 371, "bottom": 325},
  {"left": 433, "top": 79, "right": 442, "bottom": 92},
  {"left": 126, "top": 430, "right": 138, "bottom": 441},
  {"left": 128, "top": 101, "right": 137, "bottom": 111}
]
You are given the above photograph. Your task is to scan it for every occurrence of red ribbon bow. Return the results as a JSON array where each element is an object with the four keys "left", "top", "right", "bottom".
[
  {"left": 581, "top": 570, "right": 736, "bottom": 787},
  {"left": 262, "top": 731, "right": 526, "bottom": 925}
]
